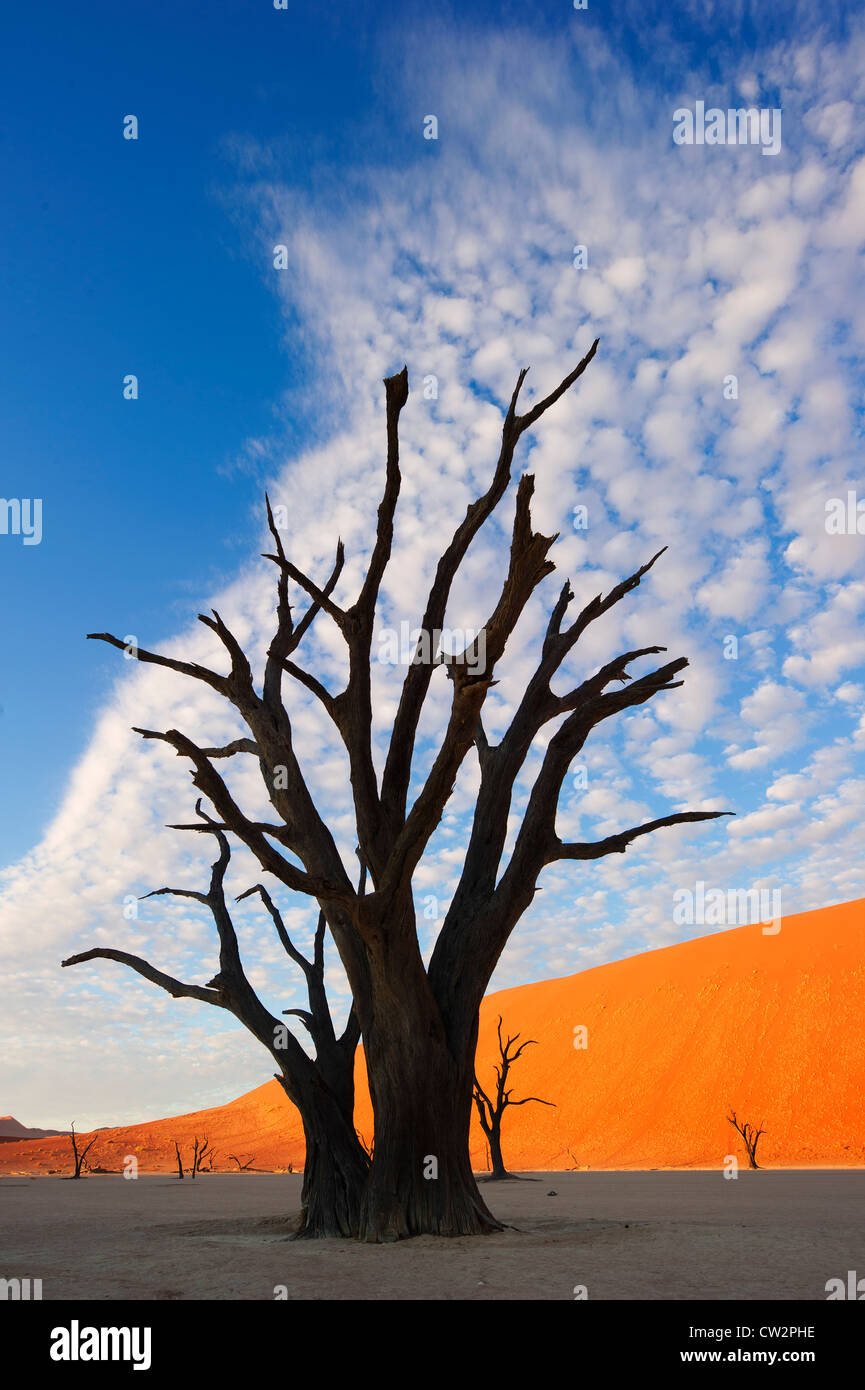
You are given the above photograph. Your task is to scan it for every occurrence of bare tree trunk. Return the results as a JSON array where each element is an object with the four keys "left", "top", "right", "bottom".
[
  {"left": 297, "top": 1105, "right": 370, "bottom": 1240},
  {"left": 358, "top": 1041, "right": 498, "bottom": 1241},
  {"left": 486, "top": 1122, "right": 509, "bottom": 1180},
  {"left": 356, "top": 945, "right": 500, "bottom": 1242},
  {"left": 277, "top": 1073, "right": 369, "bottom": 1239}
]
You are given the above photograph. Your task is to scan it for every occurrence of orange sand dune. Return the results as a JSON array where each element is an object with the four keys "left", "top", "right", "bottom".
[{"left": 3, "top": 899, "right": 863, "bottom": 1175}]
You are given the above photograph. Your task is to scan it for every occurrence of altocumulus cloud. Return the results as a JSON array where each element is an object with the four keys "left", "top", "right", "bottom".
[{"left": 2, "top": 14, "right": 865, "bottom": 1125}]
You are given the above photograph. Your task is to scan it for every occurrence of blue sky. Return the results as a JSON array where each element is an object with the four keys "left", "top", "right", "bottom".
[
  {"left": 2, "top": 1, "right": 864, "bottom": 1126},
  {"left": 0, "top": 0, "right": 360, "bottom": 858}
]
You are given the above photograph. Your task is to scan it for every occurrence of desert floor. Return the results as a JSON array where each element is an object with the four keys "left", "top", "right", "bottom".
[{"left": 2, "top": 1170, "right": 861, "bottom": 1300}]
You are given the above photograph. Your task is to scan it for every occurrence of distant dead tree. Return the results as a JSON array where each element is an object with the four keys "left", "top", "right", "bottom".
[
  {"left": 472, "top": 1017, "right": 555, "bottom": 1179},
  {"left": 727, "top": 1110, "right": 766, "bottom": 1169},
  {"left": 190, "top": 1135, "right": 215, "bottom": 1177},
  {"left": 62, "top": 804, "right": 368, "bottom": 1236},
  {"left": 173, "top": 1139, "right": 184, "bottom": 1180},
  {"left": 228, "top": 1153, "right": 257, "bottom": 1171},
  {"left": 69, "top": 1122, "right": 98, "bottom": 1179},
  {"left": 81, "top": 346, "right": 731, "bottom": 1239}
]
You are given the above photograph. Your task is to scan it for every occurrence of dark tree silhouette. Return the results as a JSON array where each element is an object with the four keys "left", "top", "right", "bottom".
[
  {"left": 62, "top": 802, "right": 368, "bottom": 1236},
  {"left": 173, "top": 1139, "right": 185, "bottom": 1180},
  {"left": 473, "top": 1016, "right": 554, "bottom": 1179},
  {"left": 228, "top": 1153, "right": 257, "bottom": 1171},
  {"left": 82, "top": 345, "right": 731, "bottom": 1240},
  {"left": 190, "top": 1135, "right": 215, "bottom": 1177},
  {"left": 69, "top": 1121, "right": 98, "bottom": 1178},
  {"left": 728, "top": 1110, "right": 766, "bottom": 1169}
]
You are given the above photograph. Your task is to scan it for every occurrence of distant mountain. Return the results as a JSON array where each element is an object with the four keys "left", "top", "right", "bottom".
[
  {"left": 0, "top": 1116, "right": 68, "bottom": 1140},
  {"left": 1, "top": 900, "right": 863, "bottom": 1173}
]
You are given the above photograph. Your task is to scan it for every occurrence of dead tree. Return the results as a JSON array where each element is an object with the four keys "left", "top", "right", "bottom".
[
  {"left": 69, "top": 1121, "right": 98, "bottom": 1179},
  {"left": 62, "top": 804, "right": 368, "bottom": 1236},
  {"left": 190, "top": 1135, "right": 215, "bottom": 1177},
  {"left": 83, "top": 344, "right": 731, "bottom": 1240},
  {"left": 728, "top": 1110, "right": 765, "bottom": 1169},
  {"left": 228, "top": 1153, "right": 257, "bottom": 1170},
  {"left": 473, "top": 1016, "right": 554, "bottom": 1179},
  {"left": 173, "top": 1139, "right": 185, "bottom": 1179}
]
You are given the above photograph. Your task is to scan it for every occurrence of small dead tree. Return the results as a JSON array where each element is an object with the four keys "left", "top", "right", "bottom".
[
  {"left": 190, "top": 1135, "right": 215, "bottom": 1177},
  {"left": 728, "top": 1110, "right": 765, "bottom": 1169},
  {"left": 69, "top": 1122, "right": 98, "bottom": 1179},
  {"left": 228, "top": 1153, "right": 257, "bottom": 1171},
  {"left": 473, "top": 1017, "right": 555, "bottom": 1179},
  {"left": 173, "top": 1139, "right": 185, "bottom": 1179},
  {"left": 62, "top": 805, "right": 369, "bottom": 1236}
]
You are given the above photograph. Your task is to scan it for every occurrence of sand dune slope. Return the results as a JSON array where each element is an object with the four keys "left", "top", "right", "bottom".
[{"left": 3, "top": 900, "right": 863, "bottom": 1174}]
